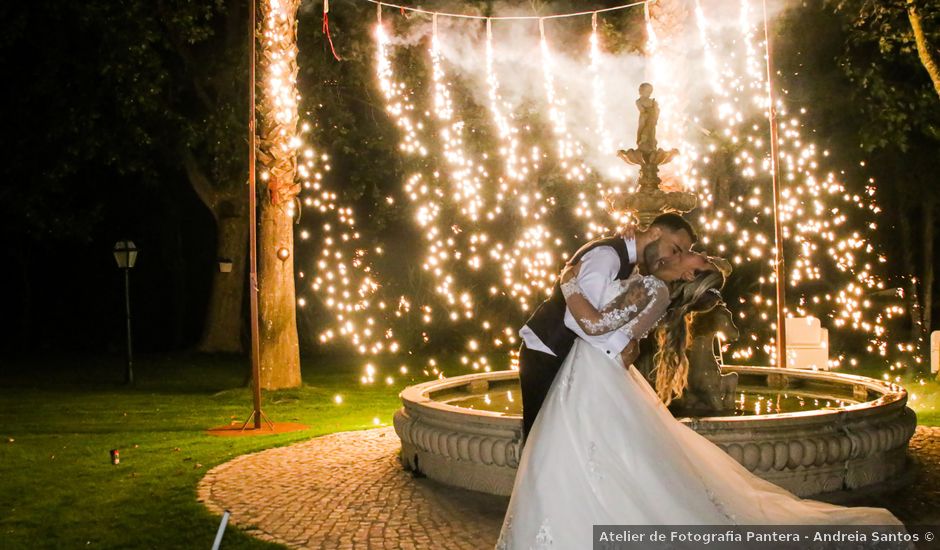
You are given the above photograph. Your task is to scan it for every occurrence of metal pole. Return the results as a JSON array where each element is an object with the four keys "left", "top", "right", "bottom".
[
  {"left": 124, "top": 266, "right": 134, "bottom": 385},
  {"left": 248, "top": 0, "right": 263, "bottom": 429},
  {"left": 762, "top": 0, "right": 788, "bottom": 367},
  {"left": 211, "top": 510, "right": 231, "bottom": 550}
]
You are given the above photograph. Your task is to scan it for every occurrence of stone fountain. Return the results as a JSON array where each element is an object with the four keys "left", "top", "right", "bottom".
[
  {"left": 392, "top": 83, "right": 916, "bottom": 500},
  {"left": 393, "top": 368, "right": 915, "bottom": 498}
]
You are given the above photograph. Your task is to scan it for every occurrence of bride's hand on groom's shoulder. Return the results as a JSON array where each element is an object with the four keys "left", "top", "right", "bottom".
[{"left": 559, "top": 262, "right": 581, "bottom": 283}]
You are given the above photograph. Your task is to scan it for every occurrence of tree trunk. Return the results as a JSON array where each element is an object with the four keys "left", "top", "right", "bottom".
[
  {"left": 183, "top": 147, "right": 250, "bottom": 355},
  {"left": 198, "top": 198, "right": 249, "bottom": 353},
  {"left": 256, "top": 0, "right": 302, "bottom": 389},
  {"left": 259, "top": 202, "right": 301, "bottom": 388},
  {"left": 907, "top": 0, "right": 940, "bottom": 100}
]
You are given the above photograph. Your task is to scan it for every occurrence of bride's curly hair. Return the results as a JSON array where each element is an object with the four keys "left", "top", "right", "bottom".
[{"left": 651, "top": 263, "right": 725, "bottom": 405}]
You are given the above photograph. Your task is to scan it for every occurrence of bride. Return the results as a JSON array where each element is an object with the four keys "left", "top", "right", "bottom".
[{"left": 495, "top": 253, "right": 904, "bottom": 549}]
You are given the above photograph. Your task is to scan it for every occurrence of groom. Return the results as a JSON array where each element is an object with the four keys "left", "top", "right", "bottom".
[{"left": 517, "top": 212, "right": 698, "bottom": 442}]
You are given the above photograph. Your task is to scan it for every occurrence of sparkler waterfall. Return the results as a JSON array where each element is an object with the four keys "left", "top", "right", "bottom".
[{"left": 295, "top": 1, "right": 916, "bottom": 388}]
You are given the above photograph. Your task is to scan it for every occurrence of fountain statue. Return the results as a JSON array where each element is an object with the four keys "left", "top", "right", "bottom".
[
  {"left": 635, "top": 82, "right": 660, "bottom": 151},
  {"left": 615, "top": 85, "right": 735, "bottom": 412},
  {"left": 673, "top": 290, "right": 740, "bottom": 413},
  {"left": 612, "top": 82, "right": 697, "bottom": 228},
  {"left": 632, "top": 282, "right": 740, "bottom": 415}
]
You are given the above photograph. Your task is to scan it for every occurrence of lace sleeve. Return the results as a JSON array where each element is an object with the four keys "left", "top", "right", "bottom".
[
  {"left": 613, "top": 277, "right": 670, "bottom": 342},
  {"left": 564, "top": 275, "right": 670, "bottom": 337}
]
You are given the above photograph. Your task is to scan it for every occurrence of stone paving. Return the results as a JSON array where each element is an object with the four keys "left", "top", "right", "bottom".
[
  {"left": 197, "top": 427, "right": 507, "bottom": 549},
  {"left": 198, "top": 425, "right": 940, "bottom": 549}
]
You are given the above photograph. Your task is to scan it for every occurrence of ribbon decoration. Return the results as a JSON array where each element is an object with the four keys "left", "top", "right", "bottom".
[{"left": 322, "top": 0, "right": 341, "bottom": 61}]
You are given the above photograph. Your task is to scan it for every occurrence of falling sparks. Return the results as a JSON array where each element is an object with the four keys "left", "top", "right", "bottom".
[
  {"left": 295, "top": 2, "right": 914, "bottom": 386},
  {"left": 683, "top": 0, "right": 905, "bottom": 366}
]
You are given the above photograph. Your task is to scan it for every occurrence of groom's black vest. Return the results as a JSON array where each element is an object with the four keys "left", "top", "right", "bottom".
[{"left": 524, "top": 235, "right": 636, "bottom": 358}]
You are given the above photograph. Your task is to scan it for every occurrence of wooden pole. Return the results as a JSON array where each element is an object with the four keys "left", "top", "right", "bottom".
[
  {"left": 247, "top": 0, "right": 263, "bottom": 429},
  {"left": 762, "top": 0, "right": 788, "bottom": 367}
]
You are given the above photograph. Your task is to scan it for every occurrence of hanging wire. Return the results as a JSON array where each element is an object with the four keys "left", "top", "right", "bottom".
[{"left": 359, "top": 0, "right": 648, "bottom": 21}]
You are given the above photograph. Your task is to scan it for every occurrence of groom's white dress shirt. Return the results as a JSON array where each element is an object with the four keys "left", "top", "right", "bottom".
[{"left": 519, "top": 237, "right": 637, "bottom": 358}]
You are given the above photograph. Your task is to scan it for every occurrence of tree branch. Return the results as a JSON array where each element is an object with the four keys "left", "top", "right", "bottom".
[{"left": 907, "top": 0, "right": 940, "bottom": 100}]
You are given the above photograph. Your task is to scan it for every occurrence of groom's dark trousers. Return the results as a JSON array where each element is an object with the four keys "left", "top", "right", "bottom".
[
  {"left": 518, "top": 344, "right": 566, "bottom": 441},
  {"left": 518, "top": 235, "right": 635, "bottom": 443}
]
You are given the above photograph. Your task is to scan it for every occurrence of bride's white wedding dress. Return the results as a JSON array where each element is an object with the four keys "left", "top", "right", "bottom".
[{"left": 496, "top": 273, "right": 903, "bottom": 549}]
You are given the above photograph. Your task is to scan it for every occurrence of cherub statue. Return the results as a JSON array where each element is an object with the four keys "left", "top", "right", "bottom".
[{"left": 635, "top": 82, "right": 659, "bottom": 152}]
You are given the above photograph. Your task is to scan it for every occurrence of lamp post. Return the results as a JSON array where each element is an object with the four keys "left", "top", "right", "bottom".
[{"left": 113, "top": 240, "right": 138, "bottom": 385}]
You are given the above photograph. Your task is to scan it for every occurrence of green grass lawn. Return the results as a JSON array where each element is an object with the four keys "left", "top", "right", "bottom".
[
  {"left": 0, "top": 353, "right": 937, "bottom": 549},
  {"left": 907, "top": 374, "right": 940, "bottom": 426},
  {"left": 0, "top": 352, "right": 485, "bottom": 549},
  {"left": 839, "top": 362, "right": 940, "bottom": 426}
]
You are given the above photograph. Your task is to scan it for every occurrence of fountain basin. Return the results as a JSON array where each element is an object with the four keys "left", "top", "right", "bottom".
[{"left": 392, "top": 366, "right": 916, "bottom": 498}]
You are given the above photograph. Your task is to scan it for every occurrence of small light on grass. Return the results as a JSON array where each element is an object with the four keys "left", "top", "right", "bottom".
[
  {"left": 373, "top": 417, "right": 381, "bottom": 425},
  {"left": 334, "top": 395, "right": 343, "bottom": 404},
  {"left": 385, "top": 376, "right": 394, "bottom": 385}
]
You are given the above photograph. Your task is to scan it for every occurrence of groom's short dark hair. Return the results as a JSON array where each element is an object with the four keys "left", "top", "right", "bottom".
[{"left": 650, "top": 212, "right": 697, "bottom": 243}]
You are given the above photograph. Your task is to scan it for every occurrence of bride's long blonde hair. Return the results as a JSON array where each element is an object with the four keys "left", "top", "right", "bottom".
[{"left": 651, "top": 265, "right": 725, "bottom": 405}]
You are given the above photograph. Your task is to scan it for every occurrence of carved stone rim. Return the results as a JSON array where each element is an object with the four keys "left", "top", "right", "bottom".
[
  {"left": 399, "top": 370, "right": 520, "bottom": 425},
  {"left": 399, "top": 365, "right": 907, "bottom": 426}
]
